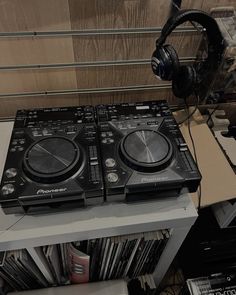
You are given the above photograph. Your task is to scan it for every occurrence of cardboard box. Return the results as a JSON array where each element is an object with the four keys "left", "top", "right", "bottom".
[
  {"left": 212, "top": 199, "right": 236, "bottom": 228},
  {"left": 175, "top": 109, "right": 236, "bottom": 208}
]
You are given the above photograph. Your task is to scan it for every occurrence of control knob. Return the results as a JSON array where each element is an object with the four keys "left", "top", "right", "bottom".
[
  {"left": 105, "top": 158, "right": 116, "bottom": 168},
  {"left": 107, "top": 172, "right": 119, "bottom": 183},
  {"left": 5, "top": 168, "right": 17, "bottom": 178},
  {"left": 1, "top": 184, "right": 15, "bottom": 195}
]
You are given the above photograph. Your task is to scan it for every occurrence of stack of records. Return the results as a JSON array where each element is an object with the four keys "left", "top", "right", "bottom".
[
  {"left": 0, "top": 229, "right": 170, "bottom": 292},
  {"left": 58, "top": 243, "right": 70, "bottom": 283},
  {"left": 88, "top": 229, "right": 170, "bottom": 281},
  {"left": 42, "top": 245, "right": 64, "bottom": 285},
  {"left": 0, "top": 250, "right": 48, "bottom": 291}
]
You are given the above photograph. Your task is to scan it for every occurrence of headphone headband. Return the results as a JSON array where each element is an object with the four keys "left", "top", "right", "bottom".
[
  {"left": 157, "top": 9, "right": 224, "bottom": 56},
  {"left": 151, "top": 9, "right": 225, "bottom": 98}
]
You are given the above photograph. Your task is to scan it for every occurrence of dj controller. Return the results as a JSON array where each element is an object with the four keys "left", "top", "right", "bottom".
[
  {"left": 96, "top": 101, "right": 201, "bottom": 202},
  {"left": 0, "top": 101, "right": 201, "bottom": 214},
  {"left": 0, "top": 106, "right": 104, "bottom": 214}
]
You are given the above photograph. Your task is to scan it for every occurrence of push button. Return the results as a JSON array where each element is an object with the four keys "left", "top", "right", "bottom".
[
  {"left": 179, "top": 142, "right": 188, "bottom": 151},
  {"left": 66, "top": 126, "right": 77, "bottom": 134},
  {"left": 179, "top": 143, "right": 187, "bottom": 147},
  {"left": 105, "top": 158, "right": 116, "bottom": 168},
  {"left": 1, "top": 184, "right": 15, "bottom": 195},
  {"left": 102, "top": 138, "right": 114, "bottom": 144},
  {"left": 180, "top": 148, "right": 188, "bottom": 152},
  {"left": 5, "top": 168, "right": 17, "bottom": 178}
]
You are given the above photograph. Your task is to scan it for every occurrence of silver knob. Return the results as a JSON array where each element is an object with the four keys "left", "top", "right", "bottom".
[
  {"left": 5, "top": 168, "right": 17, "bottom": 178},
  {"left": 107, "top": 172, "right": 119, "bottom": 183},
  {"left": 105, "top": 158, "right": 116, "bottom": 168},
  {"left": 1, "top": 184, "right": 15, "bottom": 195}
]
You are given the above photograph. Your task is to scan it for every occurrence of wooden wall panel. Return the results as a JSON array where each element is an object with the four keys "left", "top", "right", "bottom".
[
  {"left": 61, "top": 33, "right": 200, "bottom": 62},
  {"left": 68, "top": 0, "right": 201, "bottom": 110},
  {"left": 68, "top": 0, "right": 171, "bottom": 29},
  {"left": 0, "top": 0, "right": 77, "bottom": 102},
  {"left": 0, "top": 0, "right": 71, "bottom": 31},
  {"left": 68, "top": 0, "right": 172, "bottom": 96},
  {"left": 0, "top": 0, "right": 235, "bottom": 117},
  {"left": 74, "top": 66, "right": 169, "bottom": 88},
  {"left": 0, "top": 38, "right": 76, "bottom": 65},
  {"left": 0, "top": 69, "right": 77, "bottom": 93}
]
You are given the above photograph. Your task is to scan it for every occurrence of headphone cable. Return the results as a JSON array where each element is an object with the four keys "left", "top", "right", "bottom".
[
  {"left": 177, "top": 94, "right": 199, "bottom": 126},
  {"left": 184, "top": 97, "right": 202, "bottom": 212},
  {"left": 206, "top": 104, "right": 219, "bottom": 125}
]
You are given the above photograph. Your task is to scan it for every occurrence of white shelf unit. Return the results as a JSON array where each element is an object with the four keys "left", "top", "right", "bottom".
[
  {"left": 0, "top": 121, "right": 198, "bottom": 288},
  {"left": 8, "top": 280, "right": 129, "bottom": 295}
]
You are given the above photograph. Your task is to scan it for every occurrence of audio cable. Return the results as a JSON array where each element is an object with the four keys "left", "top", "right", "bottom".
[
  {"left": 184, "top": 97, "right": 202, "bottom": 212},
  {"left": 177, "top": 94, "right": 199, "bottom": 126}
]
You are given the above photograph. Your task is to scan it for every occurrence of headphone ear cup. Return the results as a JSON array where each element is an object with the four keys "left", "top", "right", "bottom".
[
  {"left": 151, "top": 46, "right": 169, "bottom": 80},
  {"left": 164, "top": 45, "right": 180, "bottom": 78},
  {"left": 172, "top": 65, "right": 197, "bottom": 98},
  {"left": 152, "top": 45, "right": 178, "bottom": 81}
]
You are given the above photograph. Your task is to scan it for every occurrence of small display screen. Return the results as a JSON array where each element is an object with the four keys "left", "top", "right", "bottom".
[
  {"left": 36, "top": 111, "right": 75, "bottom": 121},
  {"left": 136, "top": 106, "right": 150, "bottom": 110},
  {"left": 115, "top": 105, "right": 152, "bottom": 116}
]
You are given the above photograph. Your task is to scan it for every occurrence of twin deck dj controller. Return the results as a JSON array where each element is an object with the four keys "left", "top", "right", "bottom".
[{"left": 0, "top": 101, "right": 201, "bottom": 214}]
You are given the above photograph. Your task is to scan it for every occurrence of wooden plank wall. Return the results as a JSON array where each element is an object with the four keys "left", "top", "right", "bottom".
[{"left": 0, "top": 0, "right": 235, "bottom": 117}]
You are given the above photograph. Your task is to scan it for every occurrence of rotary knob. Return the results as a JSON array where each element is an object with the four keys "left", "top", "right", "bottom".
[
  {"left": 107, "top": 172, "right": 119, "bottom": 183},
  {"left": 1, "top": 184, "right": 15, "bottom": 195},
  {"left": 5, "top": 168, "right": 17, "bottom": 178},
  {"left": 105, "top": 158, "right": 116, "bottom": 168}
]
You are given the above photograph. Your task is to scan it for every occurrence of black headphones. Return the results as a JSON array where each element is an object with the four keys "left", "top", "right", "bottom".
[{"left": 151, "top": 9, "right": 224, "bottom": 98}]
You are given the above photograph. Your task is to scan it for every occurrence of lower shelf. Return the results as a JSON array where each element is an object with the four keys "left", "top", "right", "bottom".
[
  {"left": 8, "top": 280, "right": 128, "bottom": 295},
  {"left": 0, "top": 193, "right": 197, "bottom": 252},
  {"left": 0, "top": 229, "right": 170, "bottom": 292}
]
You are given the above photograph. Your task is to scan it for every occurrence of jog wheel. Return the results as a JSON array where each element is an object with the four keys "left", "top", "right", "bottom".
[
  {"left": 120, "top": 129, "right": 173, "bottom": 172},
  {"left": 23, "top": 137, "right": 81, "bottom": 183}
]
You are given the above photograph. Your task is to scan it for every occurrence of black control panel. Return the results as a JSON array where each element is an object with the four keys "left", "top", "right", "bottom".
[
  {"left": 96, "top": 100, "right": 172, "bottom": 122},
  {"left": 96, "top": 100, "right": 201, "bottom": 202},
  {"left": 15, "top": 105, "right": 95, "bottom": 128},
  {"left": 0, "top": 106, "right": 104, "bottom": 214}
]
